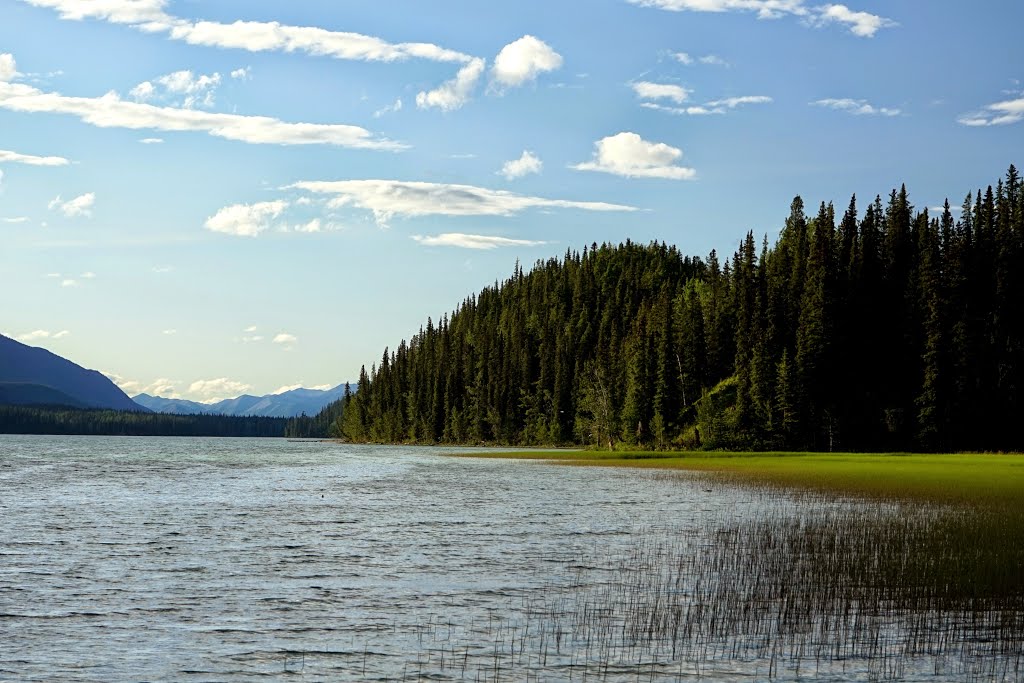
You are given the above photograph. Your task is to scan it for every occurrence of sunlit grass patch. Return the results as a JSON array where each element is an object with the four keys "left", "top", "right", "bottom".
[{"left": 464, "top": 450, "right": 1024, "bottom": 506}]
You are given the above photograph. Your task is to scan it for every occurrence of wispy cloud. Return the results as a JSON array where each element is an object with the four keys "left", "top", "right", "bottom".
[
  {"left": 3, "top": 216, "right": 29, "bottom": 223},
  {"left": 0, "top": 148, "right": 70, "bottom": 166},
  {"left": 205, "top": 200, "right": 288, "bottom": 237},
  {"left": 812, "top": 98, "right": 901, "bottom": 116},
  {"left": 373, "top": 97, "right": 402, "bottom": 118},
  {"left": 0, "top": 54, "right": 404, "bottom": 150},
  {"left": 139, "top": 137, "right": 164, "bottom": 144},
  {"left": 21, "top": 0, "right": 474, "bottom": 64},
  {"left": 286, "top": 179, "right": 636, "bottom": 227},
  {"left": 672, "top": 52, "right": 728, "bottom": 66},
  {"left": 273, "top": 332, "right": 298, "bottom": 348},
  {"left": 499, "top": 150, "right": 543, "bottom": 180},
  {"left": 631, "top": 82, "right": 690, "bottom": 104},
  {"left": 48, "top": 192, "right": 95, "bottom": 217},
  {"left": 16, "top": 328, "right": 69, "bottom": 342},
  {"left": 188, "top": 377, "right": 252, "bottom": 402},
  {"left": 412, "top": 233, "right": 548, "bottom": 249},
  {"left": 629, "top": 0, "right": 894, "bottom": 37},
  {"left": 416, "top": 58, "right": 485, "bottom": 111},
  {"left": 571, "top": 131, "right": 696, "bottom": 180},
  {"left": 957, "top": 96, "right": 1024, "bottom": 127}
]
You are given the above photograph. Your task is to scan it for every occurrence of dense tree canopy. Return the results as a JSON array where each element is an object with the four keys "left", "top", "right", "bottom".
[
  {"left": 1, "top": 405, "right": 288, "bottom": 437},
  {"left": 295, "top": 166, "right": 1023, "bottom": 452}
]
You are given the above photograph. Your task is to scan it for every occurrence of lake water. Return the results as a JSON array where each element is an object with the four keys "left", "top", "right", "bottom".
[{"left": 1, "top": 436, "right": 1017, "bottom": 681}]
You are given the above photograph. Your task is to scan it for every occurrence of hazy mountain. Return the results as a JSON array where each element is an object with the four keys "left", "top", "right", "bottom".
[
  {"left": 134, "top": 383, "right": 349, "bottom": 418},
  {"left": 0, "top": 334, "right": 146, "bottom": 411},
  {"left": 0, "top": 382, "right": 89, "bottom": 408}
]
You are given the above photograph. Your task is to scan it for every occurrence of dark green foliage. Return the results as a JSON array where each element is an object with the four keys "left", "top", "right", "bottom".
[
  {"left": 307, "top": 167, "right": 1022, "bottom": 451},
  {"left": 0, "top": 405, "right": 287, "bottom": 437}
]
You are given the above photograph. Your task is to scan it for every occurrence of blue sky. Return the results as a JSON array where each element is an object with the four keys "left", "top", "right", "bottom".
[{"left": 1, "top": 0, "right": 1021, "bottom": 402}]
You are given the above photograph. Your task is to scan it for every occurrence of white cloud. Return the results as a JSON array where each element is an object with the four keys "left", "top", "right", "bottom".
[
  {"left": 61, "top": 279, "right": 78, "bottom": 287},
  {"left": 416, "top": 58, "right": 484, "bottom": 111},
  {"left": 292, "top": 218, "right": 322, "bottom": 233},
  {"left": 48, "top": 192, "right": 95, "bottom": 217},
  {"left": 499, "top": 150, "right": 543, "bottom": 180},
  {"left": 230, "top": 66, "right": 251, "bottom": 80},
  {"left": 641, "top": 102, "right": 724, "bottom": 115},
  {"left": 490, "top": 35, "right": 563, "bottom": 90},
  {"left": 21, "top": 1, "right": 474, "bottom": 64},
  {"left": 632, "top": 82, "right": 690, "bottom": 104},
  {"left": 139, "top": 137, "right": 164, "bottom": 144},
  {"left": 957, "top": 97, "right": 1024, "bottom": 127},
  {"left": 188, "top": 377, "right": 252, "bottom": 402},
  {"left": 0, "top": 73, "right": 405, "bottom": 150},
  {"left": 16, "top": 329, "right": 69, "bottom": 342},
  {"left": 707, "top": 95, "right": 772, "bottom": 108},
  {"left": 630, "top": 0, "right": 808, "bottom": 19},
  {"left": 812, "top": 98, "right": 901, "bottom": 116},
  {"left": 152, "top": 265, "right": 172, "bottom": 273},
  {"left": 287, "top": 179, "right": 636, "bottom": 227},
  {"left": 129, "top": 80, "right": 155, "bottom": 102},
  {"left": 244, "top": 325, "right": 258, "bottom": 332},
  {"left": 672, "top": 52, "right": 728, "bottom": 66},
  {"left": 242, "top": 335, "right": 264, "bottom": 342},
  {"left": 272, "top": 383, "right": 303, "bottom": 394},
  {"left": 204, "top": 200, "right": 288, "bottom": 236},
  {"left": 571, "top": 131, "right": 696, "bottom": 180},
  {"left": 144, "top": 378, "right": 179, "bottom": 397},
  {"left": 373, "top": 97, "right": 402, "bottom": 118},
  {"left": 412, "top": 233, "right": 548, "bottom": 250},
  {"left": 45, "top": 272, "right": 61, "bottom": 278},
  {"left": 273, "top": 332, "right": 298, "bottom": 345},
  {"left": 814, "top": 4, "right": 895, "bottom": 38},
  {"left": 103, "top": 371, "right": 142, "bottom": 395},
  {"left": 151, "top": 69, "right": 222, "bottom": 108},
  {"left": 80, "top": 271, "right": 95, "bottom": 278},
  {"left": 628, "top": 0, "right": 893, "bottom": 36},
  {"left": 162, "top": 328, "right": 176, "bottom": 335},
  {"left": 0, "top": 148, "right": 70, "bottom": 166},
  {"left": 3, "top": 216, "right": 29, "bottom": 223},
  {"left": 0, "top": 53, "right": 20, "bottom": 81}
]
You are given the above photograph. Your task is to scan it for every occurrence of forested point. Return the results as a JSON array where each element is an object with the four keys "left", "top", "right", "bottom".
[
  {"left": 0, "top": 405, "right": 288, "bottom": 437},
  {"left": 289, "top": 166, "right": 1024, "bottom": 452}
]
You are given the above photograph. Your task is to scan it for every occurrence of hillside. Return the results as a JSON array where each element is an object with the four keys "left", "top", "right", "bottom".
[
  {"left": 309, "top": 166, "right": 1023, "bottom": 452},
  {"left": 0, "top": 334, "right": 146, "bottom": 412}
]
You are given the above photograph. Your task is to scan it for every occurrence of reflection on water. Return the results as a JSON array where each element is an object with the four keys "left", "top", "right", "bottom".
[{"left": 0, "top": 436, "right": 1019, "bottom": 681}]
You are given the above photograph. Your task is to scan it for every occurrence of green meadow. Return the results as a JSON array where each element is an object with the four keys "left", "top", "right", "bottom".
[{"left": 463, "top": 450, "right": 1024, "bottom": 506}]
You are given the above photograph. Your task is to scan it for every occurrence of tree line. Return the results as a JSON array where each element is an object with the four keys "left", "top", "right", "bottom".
[
  {"left": 1, "top": 405, "right": 288, "bottom": 437},
  {"left": 292, "top": 166, "right": 1023, "bottom": 452}
]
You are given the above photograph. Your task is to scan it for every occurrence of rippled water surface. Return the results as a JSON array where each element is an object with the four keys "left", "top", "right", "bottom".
[
  {"left": 0, "top": 436, "right": 734, "bottom": 680},
  {"left": 3, "top": 436, "right": 1018, "bottom": 682}
]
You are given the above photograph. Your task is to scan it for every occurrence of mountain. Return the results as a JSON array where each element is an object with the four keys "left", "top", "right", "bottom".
[
  {"left": 134, "top": 384, "right": 349, "bottom": 418},
  {"left": 0, "top": 334, "right": 146, "bottom": 411},
  {"left": 0, "top": 382, "right": 89, "bottom": 408},
  {"left": 130, "top": 394, "right": 216, "bottom": 415}
]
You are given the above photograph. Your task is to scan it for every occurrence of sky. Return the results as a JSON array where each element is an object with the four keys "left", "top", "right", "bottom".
[{"left": 1, "top": 0, "right": 1022, "bottom": 402}]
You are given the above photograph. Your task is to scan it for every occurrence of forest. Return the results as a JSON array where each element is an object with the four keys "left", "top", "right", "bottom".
[
  {"left": 289, "top": 166, "right": 1023, "bottom": 452},
  {"left": 1, "top": 405, "right": 288, "bottom": 437}
]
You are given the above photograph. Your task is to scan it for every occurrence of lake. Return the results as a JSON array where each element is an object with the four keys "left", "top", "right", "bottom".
[{"left": 1, "top": 435, "right": 1019, "bottom": 681}]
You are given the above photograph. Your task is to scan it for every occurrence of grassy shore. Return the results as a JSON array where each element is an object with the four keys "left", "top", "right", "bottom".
[{"left": 460, "top": 450, "right": 1024, "bottom": 506}]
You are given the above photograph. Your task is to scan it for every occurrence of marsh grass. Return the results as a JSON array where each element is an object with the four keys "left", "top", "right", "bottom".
[{"left": 285, "top": 472, "right": 1024, "bottom": 680}]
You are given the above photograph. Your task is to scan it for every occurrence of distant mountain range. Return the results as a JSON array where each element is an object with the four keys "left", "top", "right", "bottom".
[
  {"left": 133, "top": 384, "right": 349, "bottom": 418},
  {"left": 0, "top": 334, "right": 145, "bottom": 411}
]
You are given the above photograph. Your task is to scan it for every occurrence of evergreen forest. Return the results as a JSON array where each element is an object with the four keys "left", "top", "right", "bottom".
[
  {"left": 1, "top": 405, "right": 288, "bottom": 437},
  {"left": 291, "top": 166, "right": 1024, "bottom": 452}
]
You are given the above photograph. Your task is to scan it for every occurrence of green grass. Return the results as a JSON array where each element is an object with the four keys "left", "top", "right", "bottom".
[{"left": 461, "top": 450, "right": 1024, "bottom": 506}]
